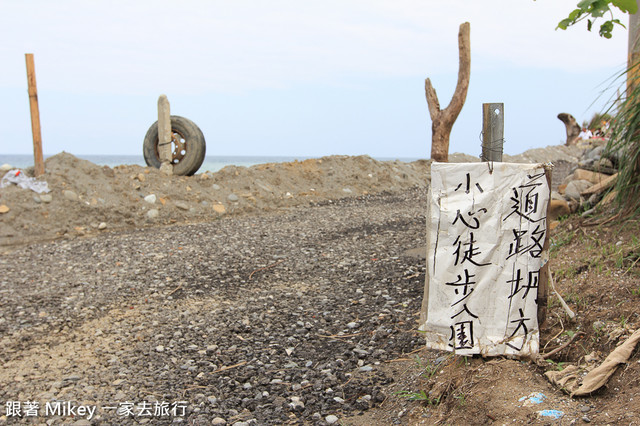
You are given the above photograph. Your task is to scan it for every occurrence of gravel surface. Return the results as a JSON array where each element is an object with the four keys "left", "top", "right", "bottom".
[{"left": 0, "top": 189, "right": 428, "bottom": 425}]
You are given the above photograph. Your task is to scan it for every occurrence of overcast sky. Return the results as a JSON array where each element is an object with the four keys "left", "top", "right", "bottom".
[{"left": 0, "top": 0, "right": 630, "bottom": 159}]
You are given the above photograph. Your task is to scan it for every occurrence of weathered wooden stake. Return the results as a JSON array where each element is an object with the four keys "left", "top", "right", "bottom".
[
  {"left": 157, "top": 94, "right": 173, "bottom": 175},
  {"left": 25, "top": 53, "right": 44, "bottom": 176},
  {"left": 481, "top": 103, "right": 503, "bottom": 162}
]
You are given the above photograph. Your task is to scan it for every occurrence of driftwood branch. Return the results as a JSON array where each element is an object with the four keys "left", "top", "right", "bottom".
[{"left": 426, "top": 22, "right": 471, "bottom": 162}]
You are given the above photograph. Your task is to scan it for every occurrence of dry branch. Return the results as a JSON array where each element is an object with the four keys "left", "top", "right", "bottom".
[{"left": 426, "top": 22, "right": 471, "bottom": 162}]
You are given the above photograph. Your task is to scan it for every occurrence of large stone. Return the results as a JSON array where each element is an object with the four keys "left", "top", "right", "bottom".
[
  {"left": 573, "top": 169, "right": 610, "bottom": 184},
  {"left": 564, "top": 179, "right": 592, "bottom": 201},
  {"left": 63, "top": 190, "right": 78, "bottom": 201}
]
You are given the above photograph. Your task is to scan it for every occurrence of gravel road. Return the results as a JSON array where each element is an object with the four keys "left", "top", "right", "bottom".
[{"left": 0, "top": 188, "right": 428, "bottom": 425}]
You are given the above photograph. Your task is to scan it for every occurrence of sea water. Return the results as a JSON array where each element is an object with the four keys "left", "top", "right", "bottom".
[
  {"left": 0, "top": 154, "right": 420, "bottom": 173},
  {"left": 0, "top": 154, "right": 308, "bottom": 173}
]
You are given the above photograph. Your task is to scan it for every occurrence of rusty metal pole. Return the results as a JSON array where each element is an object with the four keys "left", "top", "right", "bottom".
[{"left": 25, "top": 53, "right": 44, "bottom": 176}]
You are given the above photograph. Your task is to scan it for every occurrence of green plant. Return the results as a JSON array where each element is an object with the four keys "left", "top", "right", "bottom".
[
  {"left": 546, "top": 359, "right": 568, "bottom": 371},
  {"left": 556, "top": 0, "right": 638, "bottom": 39},
  {"left": 453, "top": 393, "right": 467, "bottom": 407},
  {"left": 394, "top": 390, "right": 440, "bottom": 405},
  {"left": 551, "top": 230, "right": 575, "bottom": 254}
]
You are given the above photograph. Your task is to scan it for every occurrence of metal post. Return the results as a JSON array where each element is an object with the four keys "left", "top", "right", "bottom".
[{"left": 481, "top": 103, "right": 504, "bottom": 162}]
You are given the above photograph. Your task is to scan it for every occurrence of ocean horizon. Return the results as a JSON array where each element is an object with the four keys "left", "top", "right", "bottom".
[{"left": 0, "top": 153, "right": 423, "bottom": 173}]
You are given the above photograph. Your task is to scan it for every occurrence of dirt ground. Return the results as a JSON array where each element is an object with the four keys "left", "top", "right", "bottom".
[{"left": 348, "top": 212, "right": 640, "bottom": 425}]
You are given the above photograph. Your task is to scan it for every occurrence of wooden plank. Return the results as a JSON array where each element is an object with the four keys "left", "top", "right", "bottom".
[
  {"left": 581, "top": 173, "right": 618, "bottom": 196},
  {"left": 25, "top": 53, "right": 44, "bottom": 176}
]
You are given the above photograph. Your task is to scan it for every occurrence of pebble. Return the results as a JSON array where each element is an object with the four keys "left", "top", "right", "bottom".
[
  {"left": 0, "top": 204, "right": 9, "bottom": 214},
  {"left": 325, "top": 415, "right": 339, "bottom": 424},
  {"left": 144, "top": 194, "right": 157, "bottom": 204},
  {"left": 211, "top": 418, "right": 226, "bottom": 425},
  {"left": 63, "top": 190, "right": 78, "bottom": 201},
  {"left": 146, "top": 209, "right": 159, "bottom": 219},
  {"left": 175, "top": 201, "right": 190, "bottom": 210},
  {"left": 156, "top": 345, "right": 165, "bottom": 352},
  {"left": 98, "top": 222, "right": 107, "bottom": 230},
  {"left": 227, "top": 193, "right": 239, "bottom": 202},
  {"left": 40, "top": 194, "right": 52, "bottom": 203}
]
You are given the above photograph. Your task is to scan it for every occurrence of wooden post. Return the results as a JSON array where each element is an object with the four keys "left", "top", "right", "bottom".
[
  {"left": 25, "top": 54, "right": 44, "bottom": 176},
  {"left": 537, "top": 170, "right": 552, "bottom": 327},
  {"left": 481, "top": 103, "right": 503, "bottom": 162},
  {"left": 157, "top": 94, "right": 173, "bottom": 175}
]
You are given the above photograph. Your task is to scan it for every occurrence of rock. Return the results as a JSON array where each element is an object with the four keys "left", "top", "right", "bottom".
[
  {"left": 137, "top": 173, "right": 146, "bottom": 182},
  {"left": 175, "top": 201, "right": 189, "bottom": 210},
  {"left": 40, "top": 194, "right": 52, "bottom": 203},
  {"left": 212, "top": 184, "right": 221, "bottom": 190},
  {"left": 144, "top": 194, "right": 157, "bottom": 204},
  {"left": 227, "top": 193, "right": 239, "bottom": 202},
  {"left": 564, "top": 180, "right": 592, "bottom": 201},
  {"left": 596, "top": 157, "right": 614, "bottom": 169},
  {"left": 325, "top": 415, "right": 339, "bottom": 424},
  {"left": 0, "top": 163, "right": 12, "bottom": 173},
  {"left": 155, "top": 345, "right": 165, "bottom": 352},
  {"left": 212, "top": 418, "right": 226, "bottom": 425},
  {"left": 573, "top": 169, "right": 610, "bottom": 184},
  {"left": 548, "top": 199, "right": 570, "bottom": 221},
  {"left": 551, "top": 191, "right": 564, "bottom": 201},
  {"left": 0, "top": 205, "right": 9, "bottom": 214},
  {"left": 289, "top": 396, "right": 304, "bottom": 411},
  {"left": 98, "top": 222, "right": 107, "bottom": 230},
  {"left": 63, "top": 190, "right": 78, "bottom": 201},
  {"left": 213, "top": 204, "right": 226, "bottom": 214},
  {"left": 146, "top": 209, "right": 160, "bottom": 219}
]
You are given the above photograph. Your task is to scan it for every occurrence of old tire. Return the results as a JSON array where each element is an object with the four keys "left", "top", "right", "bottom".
[{"left": 143, "top": 115, "right": 206, "bottom": 176}]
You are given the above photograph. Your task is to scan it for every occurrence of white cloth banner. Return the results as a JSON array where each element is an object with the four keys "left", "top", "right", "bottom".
[{"left": 419, "top": 162, "right": 550, "bottom": 357}]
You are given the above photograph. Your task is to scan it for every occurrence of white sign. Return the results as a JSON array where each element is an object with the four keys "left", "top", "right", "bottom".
[{"left": 419, "top": 162, "right": 550, "bottom": 357}]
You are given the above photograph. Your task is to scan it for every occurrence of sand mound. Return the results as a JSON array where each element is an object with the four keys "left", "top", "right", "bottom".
[
  {"left": 0, "top": 153, "right": 430, "bottom": 247},
  {"left": 0, "top": 145, "right": 584, "bottom": 248}
]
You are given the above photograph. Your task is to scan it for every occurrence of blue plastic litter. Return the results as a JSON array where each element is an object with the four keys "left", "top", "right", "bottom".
[
  {"left": 538, "top": 409, "right": 564, "bottom": 419},
  {"left": 519, "top": 392, "right": 546, "bottom": 404}
]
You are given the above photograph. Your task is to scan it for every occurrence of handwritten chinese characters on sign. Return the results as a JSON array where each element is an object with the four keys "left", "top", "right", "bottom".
[{"left": 419, "top": 162, "right": 550, "bottom": 357}]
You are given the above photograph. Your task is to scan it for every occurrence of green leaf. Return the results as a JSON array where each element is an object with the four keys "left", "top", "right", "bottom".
[
  {"left": 599, "top": 20, "right": 615, "bottom": 37},
  {"left": 588, "top": 18, "right": 593, "bottom": 31},
  {"left": 557, "top": 18, "right": 573, "bottom": 30},
  {"left": 577, "top": 0, "right": 601, "bottom": 8},
  {"left": 612, "top": 0, "right": 638, "bottom": 14},
  {"left": 589, "top": 1, "right": 611, "bottom": 18},
  {"left": 568, "top": 8, "right": 584, "bottom": 21}
]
